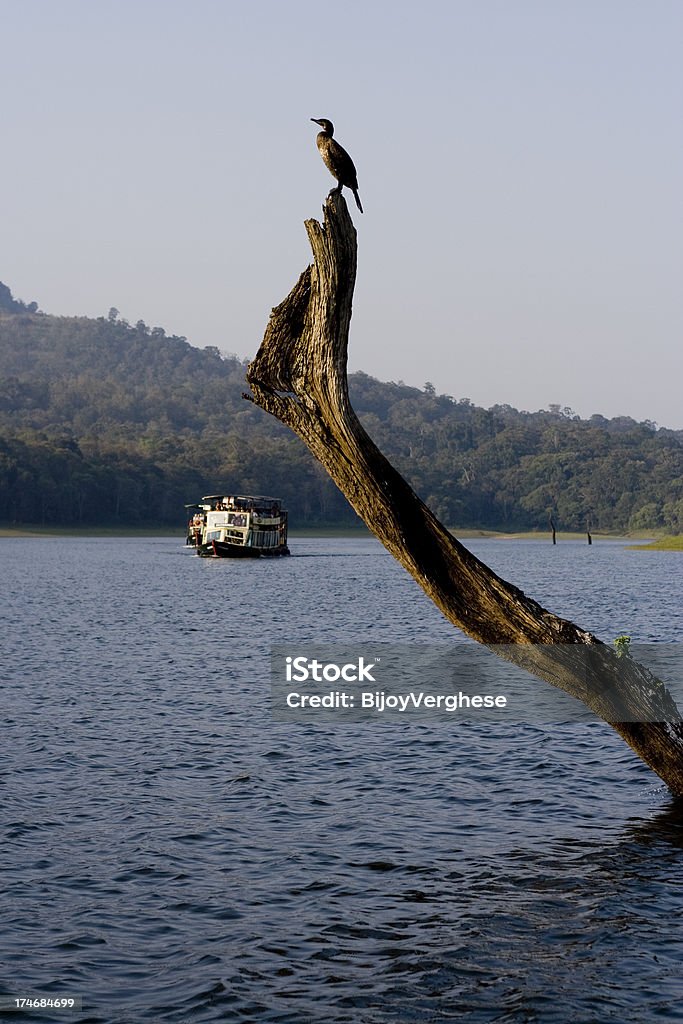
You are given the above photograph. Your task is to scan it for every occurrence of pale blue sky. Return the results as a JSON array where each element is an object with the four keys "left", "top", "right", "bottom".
[{"left": 3, "top": 0, "right": 682, "bottom": 426}]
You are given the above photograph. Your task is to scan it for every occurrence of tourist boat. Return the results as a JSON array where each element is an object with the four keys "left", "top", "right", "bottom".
[{"left": 185, "top": 494, "right": 290, "bottom": 558}]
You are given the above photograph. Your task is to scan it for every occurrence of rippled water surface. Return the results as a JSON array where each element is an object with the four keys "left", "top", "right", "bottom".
[{"left": 1, "top": 535, "right": 683, "bottom": 1022}]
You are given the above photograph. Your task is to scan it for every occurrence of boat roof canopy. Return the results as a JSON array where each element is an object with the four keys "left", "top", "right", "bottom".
[{"left": 201, "top": 494, "right": 282, "bottom": 504}]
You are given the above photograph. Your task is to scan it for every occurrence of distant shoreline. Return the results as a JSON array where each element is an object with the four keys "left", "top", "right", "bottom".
[
  {"left": 0, "top": 523, "right": 671, "bottom": 545},
  {"left": 626, "top": 535, "right": 683, "bottom": 552}
]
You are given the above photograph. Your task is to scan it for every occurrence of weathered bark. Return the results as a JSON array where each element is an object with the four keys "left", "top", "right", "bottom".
[{"left": 245, "top": 192, "right": 683, "bottom": 796}]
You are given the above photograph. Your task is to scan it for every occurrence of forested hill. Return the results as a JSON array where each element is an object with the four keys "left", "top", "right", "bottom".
[{"left": 1, "top": 283, "right": 682, "bottom": 532}]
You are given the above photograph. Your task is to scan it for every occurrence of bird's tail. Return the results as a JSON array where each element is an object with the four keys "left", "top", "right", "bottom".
[{"left": 353, "top": 189, "right": 363, "bottom": 214}]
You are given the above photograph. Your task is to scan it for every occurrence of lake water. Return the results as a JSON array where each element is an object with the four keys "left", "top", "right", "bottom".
[{"left": 1, "top": 535, "right": 683, "bottom": 1022}]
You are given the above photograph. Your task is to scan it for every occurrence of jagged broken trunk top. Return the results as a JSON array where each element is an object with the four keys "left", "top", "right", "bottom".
[{"left": 245, "top": 192, "right": 683, "bottom": 796}]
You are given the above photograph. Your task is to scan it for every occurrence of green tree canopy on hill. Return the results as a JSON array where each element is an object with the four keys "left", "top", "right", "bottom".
[
  {"left": 0, "top": 285, "right": 681, "bottom": 532},
  {"left": 0, "top": 282, "right": 38, "bottom": 314}
]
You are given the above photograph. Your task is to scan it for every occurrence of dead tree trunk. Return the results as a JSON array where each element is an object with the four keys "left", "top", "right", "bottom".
[{"left": 245, "top": 193, "right": 683, "bottom": 796}]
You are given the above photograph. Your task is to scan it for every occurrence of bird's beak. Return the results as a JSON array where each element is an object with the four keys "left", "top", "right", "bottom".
[{"left": 311, "top": 118, "right": 322, "bottom": 125}]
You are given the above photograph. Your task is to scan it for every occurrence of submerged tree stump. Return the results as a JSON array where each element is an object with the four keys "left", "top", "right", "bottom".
[{"left": 245, "top": 193, "right": 683, "bottom": 796}]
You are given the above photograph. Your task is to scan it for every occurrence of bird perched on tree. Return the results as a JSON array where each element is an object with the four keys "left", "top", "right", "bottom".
[{"left": 311, "top": 118, "right": 363, "bottom": 213}]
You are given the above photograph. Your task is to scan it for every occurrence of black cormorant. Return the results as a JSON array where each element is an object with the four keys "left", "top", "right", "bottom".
[{"left": 311, "top": 118, "right": 363, "bottom": 213}]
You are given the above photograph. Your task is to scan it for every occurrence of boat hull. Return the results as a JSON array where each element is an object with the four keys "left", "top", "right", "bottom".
[{"left": 196, "top": 540, "right": 290, "bottom": 559}]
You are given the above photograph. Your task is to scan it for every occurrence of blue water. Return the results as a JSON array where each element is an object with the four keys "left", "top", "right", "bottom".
[{"left": 1, "top": 535, "right": 682, "bottom": 1022}]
